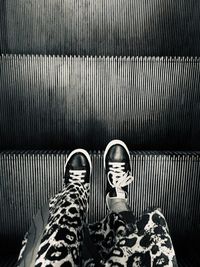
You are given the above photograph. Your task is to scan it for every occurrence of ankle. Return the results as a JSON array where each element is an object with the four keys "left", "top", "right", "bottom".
[{"left": 108, "top": 197, "right": 131, "bottom": 213}]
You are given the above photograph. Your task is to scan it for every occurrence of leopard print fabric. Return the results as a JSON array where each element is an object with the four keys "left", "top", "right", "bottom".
[
  {"left": 17, "top": 182, "right": 89, "bottom": 267},
  {"left": 17, "top": 182, "right": 178, "bottom": 267},
  {"left": 34, "top": 182, "right": 89, "bottom": 267},
  {"left": 86, "top": 211, "right": 178, "bottom": 266}
]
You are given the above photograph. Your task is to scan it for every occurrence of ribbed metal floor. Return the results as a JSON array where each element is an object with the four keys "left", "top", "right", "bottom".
[
  {"left": 0, "top": 151, "right": 200, "bottom": 252},
  {"left": 1, "top": 0, "right": 200, "bottom": 56},
  {"left": 0, "top": 55, "right": 200, "bottom": 150},
  {"left": 0, "top": 255, "right": 18, "bottom": 267},
  {"left": 177, "top": 249, "right": 200, "bottom": 267}
]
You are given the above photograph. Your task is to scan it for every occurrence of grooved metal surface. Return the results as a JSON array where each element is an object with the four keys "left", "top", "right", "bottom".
[
  {"left": 0, "top": 0, "right": 200, "bottom": 56},
  {"left": 0, "top": 151, "right": 200, "bottom": 251},
  {"left": 0, "top": 255, "right": 18, "bottom": 267},
  {"left": 0, "top": 55, "right": 200, "bottom": 150}
]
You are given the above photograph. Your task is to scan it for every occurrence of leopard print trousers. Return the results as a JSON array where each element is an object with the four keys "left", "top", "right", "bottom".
[{"left": 17, "top": 182, "right": 178, "bottom": 267}]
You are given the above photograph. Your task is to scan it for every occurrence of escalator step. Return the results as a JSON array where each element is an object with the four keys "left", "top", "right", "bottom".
[
  {"left": 0, "top": 55, "right": 200, "bottom": 150},
  {"left": 1, "top": 0, "right": 200, "bottom": 56}
]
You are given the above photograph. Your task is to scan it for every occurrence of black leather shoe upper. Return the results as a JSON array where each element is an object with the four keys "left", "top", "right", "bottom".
[
  {"left": 105, "top": 143, "right": 131, "bottom": 197},
  {"left": 64, "top": 152, "right": 91, "bottom": 186}
]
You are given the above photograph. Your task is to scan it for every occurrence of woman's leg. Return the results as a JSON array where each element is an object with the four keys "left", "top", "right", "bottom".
[
  {"left": 84, "top": 140, "right": 136, "bottom": 266},
  {"left": 35, "top": 183, "right": 89, "bottom": 267},
  {"left": 86, "top": 206, "right": 178, "bottom": 267},
  {"left": 104, "top": 207, "right": 178, "bottom": 267},
  {"left": 85, "top": 211, "right": 133, "bottom": 266},
  {"left": 98, "top": 140, "right": 178, "bottom": 266},
  {"left": 17, "top": 149, "right": 91, "bottom": 267}
]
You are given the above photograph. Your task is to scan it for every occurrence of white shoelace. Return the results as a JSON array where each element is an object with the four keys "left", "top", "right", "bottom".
[
  {"left": 107, "top": 162, "right": 134, "bottom": 189},
  {"left": 69, "top": 170, "right": 86, "bottom": 183}
]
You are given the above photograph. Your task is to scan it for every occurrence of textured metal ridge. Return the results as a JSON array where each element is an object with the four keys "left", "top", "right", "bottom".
[
  {"left": 0, "top": 256, "right": 18, "bottom": 267},
  {"left": 1, "top": 0, "right": 200, "bottom": 56},
  {"left": 0, "top": 55, "right": 200, "bottom": 150},
  {"left": 2, "top": 54, "right": 200, "bottom": 61},
  {"left": 0, "top": 151, "right": 200, "bottom": 250}
]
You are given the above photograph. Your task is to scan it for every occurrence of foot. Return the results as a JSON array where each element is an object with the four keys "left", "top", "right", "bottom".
[
  {"left": 104, "top": 140, "right": 134, "bottom": 210},
  {"left": 64, "top": 149, "right": 92, "bottom": 188}
]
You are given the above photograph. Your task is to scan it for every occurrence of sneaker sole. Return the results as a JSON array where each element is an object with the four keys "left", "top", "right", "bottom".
[
  {"left": 103, "top": 139, "right": 131, "bottom": 169},
  {"left": 64, "top": 148, "right": 92, "bottom": 177}
]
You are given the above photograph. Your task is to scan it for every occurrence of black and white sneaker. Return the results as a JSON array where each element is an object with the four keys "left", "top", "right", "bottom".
[
  {"left": 64, "top": 149, "right": 92, "bottom": 187},
  {"left": 104, "top": 140, "right": 134, "bottom": 210}
]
